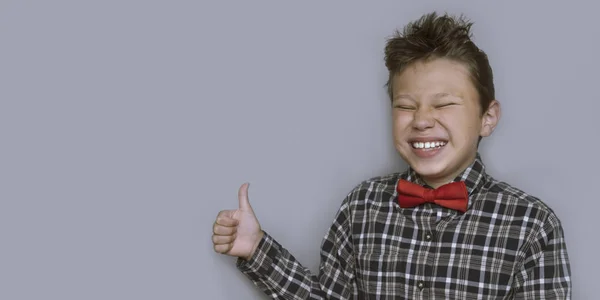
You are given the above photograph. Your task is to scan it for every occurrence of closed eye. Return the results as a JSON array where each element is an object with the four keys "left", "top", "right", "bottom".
[
  {"left": 394, "top": 105, "right": 416, "bottom": 110},
  {"left": 436, "top": 103, "right": 457, "bottom": 108}
]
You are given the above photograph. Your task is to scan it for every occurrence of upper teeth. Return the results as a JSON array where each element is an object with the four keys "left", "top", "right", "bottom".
[{"left": 412, "top": 141, "right": 446, "bottom": 149}]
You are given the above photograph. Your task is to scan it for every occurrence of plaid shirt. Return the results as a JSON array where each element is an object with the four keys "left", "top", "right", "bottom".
[{"left": 237, "top": 154, "right": 572, "bottom": 299}]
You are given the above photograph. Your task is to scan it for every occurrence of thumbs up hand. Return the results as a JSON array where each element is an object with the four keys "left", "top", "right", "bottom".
[{"left": 212, "top": 183, "right": 264, "bottom": 260}]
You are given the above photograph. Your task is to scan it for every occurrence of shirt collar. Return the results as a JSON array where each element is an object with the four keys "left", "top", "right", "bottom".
[{"left": 401, "top": 152, "right": 488, "bottom": 207}]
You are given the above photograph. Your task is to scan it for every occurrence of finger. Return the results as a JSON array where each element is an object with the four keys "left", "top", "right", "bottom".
[
  {"left": 215, "top": 215, "right": 238, "bottom": 227},
  {"left": 213, "top": 223, "right": 236, "bottom": 236},
  {"left": 212, "top": 234, "right": 235, "bottom": 245},
  {"left": 217, "top": 209, "right": 236, "bottom": 219},
  {"left": 238, "top": 182, "right": 253, "bottom": 211},
  {"left": 213, "top": 243, "right": 233, "bottom": 254}
]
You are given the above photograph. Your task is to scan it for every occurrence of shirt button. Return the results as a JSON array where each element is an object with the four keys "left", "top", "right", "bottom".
[
  {"left": 417, "top": 281, "right": 425, "bottom": 290},
  {"left": 425, "top": 232, "right": 433, "bottom": 241}
]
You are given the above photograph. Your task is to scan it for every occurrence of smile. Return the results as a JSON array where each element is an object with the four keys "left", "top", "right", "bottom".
[{"left": 411, "top": 141, "right": 446, "bottom": 150}]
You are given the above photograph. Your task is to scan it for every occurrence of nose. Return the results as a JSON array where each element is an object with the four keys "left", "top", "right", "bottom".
[{"left": 411, "top": 107, "right": 435, "bottom": 131}]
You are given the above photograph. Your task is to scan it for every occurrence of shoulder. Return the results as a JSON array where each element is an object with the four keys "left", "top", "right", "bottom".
[
  {"left": 338, "top": 171, "right": 404, "bottom": 209},
  {"left": 359, "top": 172, "right": 402, "bottom": 190},
  {"left": 351, "top": 172, "right": 402, "bottom": 194},
  {"left": 483, "top": 176, "right": 564, "bottom": 229}
]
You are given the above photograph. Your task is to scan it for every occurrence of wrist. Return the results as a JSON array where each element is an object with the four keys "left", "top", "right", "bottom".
[{"left": 244, "top": 230, "right": 264, "bottom": 261}]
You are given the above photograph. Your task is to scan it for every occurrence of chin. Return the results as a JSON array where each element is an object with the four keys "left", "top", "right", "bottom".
[
  {"left": 410, "top": 160, "right": 449, "bottom": 179},
  {"left": 396, "top": 145, "right": 454, "bottom": 180}
]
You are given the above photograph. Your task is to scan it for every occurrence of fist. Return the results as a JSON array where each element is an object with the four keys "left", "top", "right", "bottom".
[{"left": 212, "top": 183, "right": 264, "bottom": 260}]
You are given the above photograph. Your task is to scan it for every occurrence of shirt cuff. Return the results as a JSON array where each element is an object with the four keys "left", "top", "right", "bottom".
[{"left": 236, "top": 231, "right": 276, "bottom": 277}]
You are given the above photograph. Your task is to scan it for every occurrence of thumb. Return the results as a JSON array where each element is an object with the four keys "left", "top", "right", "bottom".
[{"left": 238, "top": 182, "right": 253, "bottom": 212}]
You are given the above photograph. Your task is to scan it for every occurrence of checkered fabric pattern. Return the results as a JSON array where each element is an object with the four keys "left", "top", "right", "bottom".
[{"left": 236, "top": 153, "right": 571, "bottom": 299}]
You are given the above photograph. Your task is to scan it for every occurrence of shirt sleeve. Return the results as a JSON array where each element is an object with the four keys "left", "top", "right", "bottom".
[
  {"left": 236, "top": 199, "right": 357, "bottom": 299},
  {"left": 513, "top": 213, "right": 572, "bottom": 299}
]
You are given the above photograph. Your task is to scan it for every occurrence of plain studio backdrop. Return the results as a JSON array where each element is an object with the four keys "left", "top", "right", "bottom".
[{"left": 1, "top": 1, "right": 598, "bottom": 299}]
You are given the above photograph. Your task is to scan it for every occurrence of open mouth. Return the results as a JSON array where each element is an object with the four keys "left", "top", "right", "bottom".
[{"left": 410, "top": 141, "right": 447, "bottom": 151}]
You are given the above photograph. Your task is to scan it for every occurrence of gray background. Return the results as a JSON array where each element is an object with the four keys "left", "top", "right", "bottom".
[{"left": 1, "top": 1, "right": 597, "bottom": 299}]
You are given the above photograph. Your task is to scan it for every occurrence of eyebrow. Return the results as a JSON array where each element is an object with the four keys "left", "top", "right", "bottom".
[
  {"left": 434, "top": 92, "right": 464, "bottom": 101},
  {"left": 433, "top": 92, "right": 452, "bottom": 99},
  {"left": 394, "top": 92, "right": 457, "bottom": 100},
  {"left": 393, "top": 94, "right": 414, "bottom": 102}
]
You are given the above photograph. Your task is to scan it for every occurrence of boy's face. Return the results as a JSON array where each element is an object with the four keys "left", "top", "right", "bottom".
[{"left": 391, "top": 58, "right": 499, "bottom": 188}]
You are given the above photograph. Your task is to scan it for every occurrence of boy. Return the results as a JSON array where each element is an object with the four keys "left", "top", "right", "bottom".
[{"left": 211, "top": 12, "right": 571, "bottom": 299}]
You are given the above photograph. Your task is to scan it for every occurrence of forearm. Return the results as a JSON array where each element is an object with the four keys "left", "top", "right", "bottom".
[{"left": 237, "top": 231, "right": 332, "bottom": 299}]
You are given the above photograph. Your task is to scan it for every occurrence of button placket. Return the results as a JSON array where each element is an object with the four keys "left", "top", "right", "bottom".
[{"left": 416, "top": 229, "right": 434, "bottom": 295}]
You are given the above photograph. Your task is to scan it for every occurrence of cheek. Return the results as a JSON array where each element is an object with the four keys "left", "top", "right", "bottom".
[
  {"left": 392, "top": 111, "right": 411, "bottom": 126},
  {"left": 440, "top": 110, "right": 479, "bottom": 131},
  {"left": 392, "top": 115, "right": 411, "bottom": 136},
  {"left": 439, "top": 117, "right": 482, "bottom": 148}
]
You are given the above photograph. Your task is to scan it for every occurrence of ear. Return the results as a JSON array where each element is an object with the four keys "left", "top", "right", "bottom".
[{"left": 480, "top": 100, "right": 501, "bottom": 137}]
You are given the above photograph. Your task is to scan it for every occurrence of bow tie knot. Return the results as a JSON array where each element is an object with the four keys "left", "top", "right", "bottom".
[
  {"left": 422, "top": 189, "right": 436, "bottom": 203},
  {"left": 396, "top": 179, "right": 469, "bottom": 212}
]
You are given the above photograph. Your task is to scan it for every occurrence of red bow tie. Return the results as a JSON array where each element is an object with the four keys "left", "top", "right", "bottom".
[{"left": 396, "top": 179, "right": 469, "bottom": 212}]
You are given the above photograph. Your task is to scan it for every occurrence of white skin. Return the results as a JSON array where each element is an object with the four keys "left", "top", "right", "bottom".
[
  {"left": 212, "top": 183, "right": 263, "bottom": 260},
  {"left": 391, "top": 58, "right": 501, "bottom": 188},
  {"left": 212, "top": 57, "right": 501, "bottom": 259}
]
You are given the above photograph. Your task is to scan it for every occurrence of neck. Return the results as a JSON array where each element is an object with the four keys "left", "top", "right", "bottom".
[
  {"left": 419, "top": 155, "right": 477, "bottom": 188},
  {"left": 422, "top": 178, "right": 452, "bottom": 189}
]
